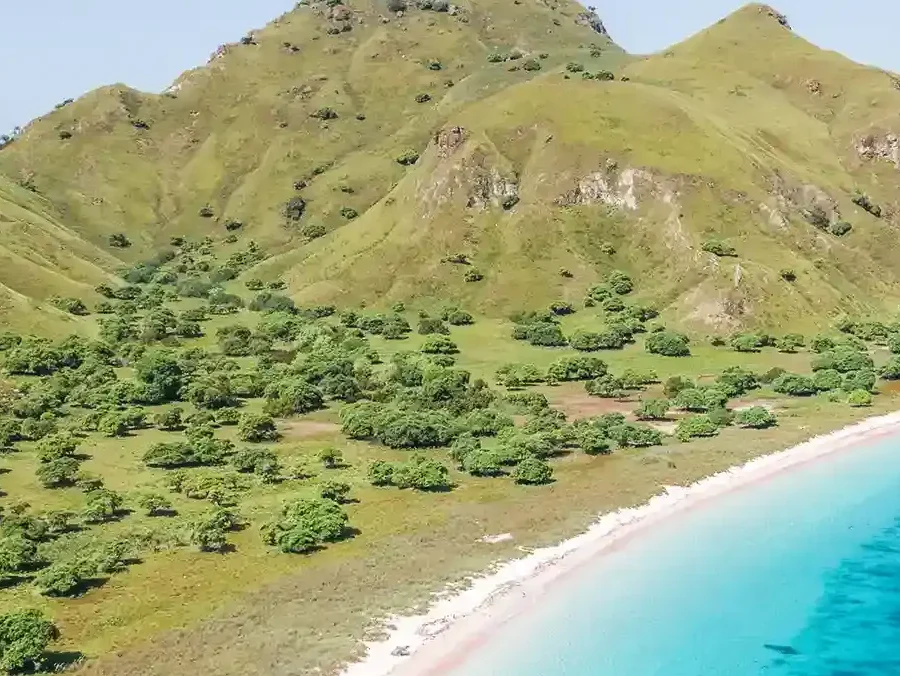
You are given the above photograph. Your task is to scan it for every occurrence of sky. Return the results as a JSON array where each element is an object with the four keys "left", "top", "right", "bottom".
[{"left": 2, "top": 1, "right": 900, "bottom": 133}]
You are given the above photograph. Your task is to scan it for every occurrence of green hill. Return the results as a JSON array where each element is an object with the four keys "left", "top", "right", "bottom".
[{"left": 2, "top": 1, "right": 900, "bottom": 333}]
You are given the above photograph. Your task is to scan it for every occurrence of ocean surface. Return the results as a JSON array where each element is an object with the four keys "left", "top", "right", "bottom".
[{"left": 449, "top": 436, "right": 900, "bottom": 676}]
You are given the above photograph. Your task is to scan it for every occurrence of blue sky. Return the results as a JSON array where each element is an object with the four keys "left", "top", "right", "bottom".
[{"left": 2, "top": 1, "right": 899, "bottom": 133}]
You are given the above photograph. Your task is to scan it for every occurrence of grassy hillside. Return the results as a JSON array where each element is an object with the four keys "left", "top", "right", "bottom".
[
  {"left": 7, "top": 3, "right": 900, "bottom": 331},
  {"left": 0, "top": 0, "right": 617, "bottom": 323}
]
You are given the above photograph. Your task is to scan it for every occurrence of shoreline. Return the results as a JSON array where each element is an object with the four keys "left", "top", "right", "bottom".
[{"left": 339, "top": 410, "right": 900, "bottom": 676}]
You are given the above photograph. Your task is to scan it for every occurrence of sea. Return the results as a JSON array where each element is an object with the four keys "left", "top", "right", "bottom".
[{"left": 448, "top": 435, "right": 900, "bottom": 676}]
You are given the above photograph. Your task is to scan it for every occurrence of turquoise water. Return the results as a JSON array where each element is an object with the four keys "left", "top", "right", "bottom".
[{"left": 450, "top": 437, "right": 900, "bottom": 676}]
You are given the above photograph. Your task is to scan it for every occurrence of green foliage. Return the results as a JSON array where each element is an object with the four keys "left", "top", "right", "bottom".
[
  {"left": 701, "top": 239, "right": 737, "bottom": 257},
  {"left": 734, "top": 406, "right": 777, "bottom": 429},
  {"left": 813, "top": 369, "right": 843, "bottom": 391},
  {"left": 392, "top": 455, "right": 451, "bottom": 491},
  {"left": 569, "top": 329, "right": 626, "bottom": 351},
  {"left": 263, "top": 380, "right": 323, "bottom": 417},
  {"left": 238, "top": 414, "right": 281, "bottom": 443},
  {"left": 635, "top": 398, "right": 669, "bottom": 421},
  {"left": 0, "top": 609, "right": 58, "bottom": 671},
  {"left": 320, "top": 480, "right": 351, "bottom": 503},
  {"left": 512, "top": 456, "right": 553, "bottom": 485},
  {"left": 417, "top": 317, "right": 449, "bottom": 335},
  {"left": 421, "top": 336, "right": 459, "bottom": 354},
  {"left": 318, "top": 447, "right": 344, "bottom": 469},
  {"left": 847, "top": 389, "right": 873, "bottom": 407},
  {"left": 715, "top": 367, "right": 759, "bottom": 397},
  {"left": 82, "top": 489, "right": 124, "bottom": 523},
  {"left": 645, "top": 331, "right": 690, "bottom": 357},
  {"left": 607, "top": 422, "right": 663, "bottom": 448},
  {"left": 138, "top": 493, "right": 174, "bottom": 516},
  {"left": 841, "top": 369, "right": 876, "bottom": 393},
  {"left": 772, "top": 373, "right": 818, "bottom": 396},
  {"left": 811, "top": 349, "right": 874, "bottom": 373},
  {"left": 35, "top": 457, "right": 80, "bottom": 488},
  {"left": 730, "top": 333, "right": 764, "bottom": 352},
  {"left": 676, "top": 414, "right": 720, "bottom": 441},
  {"left": 547, "top": 356, "right": 607, "bottom": 382},
  {"left": 584, "top": 374, "right": 625, "bottom": 398},
  {"left": 262, "top": 498, "right": 350, "bottom": 553},
  {"left": 674, "top": 387, "right": 727, "bottom": 412}
]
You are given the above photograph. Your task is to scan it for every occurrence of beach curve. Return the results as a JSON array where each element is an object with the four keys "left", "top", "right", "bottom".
[{"left": 339, "top": 410, "right": 900, "bottom": 676}]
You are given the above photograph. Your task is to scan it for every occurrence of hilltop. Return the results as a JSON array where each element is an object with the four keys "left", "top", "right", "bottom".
[{"left": 2, "top": 3, "right": 900, "bottom": 331}]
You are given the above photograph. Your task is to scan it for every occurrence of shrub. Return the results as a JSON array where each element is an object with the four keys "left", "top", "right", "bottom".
[
  {"left": 852, "top": 193, "right": 881, "bottom": 218},
  {"left": 675, "top": 387, "right": 727, "bottom": 412},
  {"left": 138, "top": 493, "right": 174, "bottom": 516},
  {"left": 715, "top": 367, "right": 759, "bottom": 397},
  {"left": 731, "top": 333, "right": 764, "bottom": 352},
  {"left": 880, "top": 356, "right": 900, "bottom": 380},
  {"left": 772, "top": 373, "right": 817, "bottom": 396},
  {"left": 311, "top": 107, "right": 338, "bottom": 120},
  {"left": 464, "top": 269, "right": 484, "bottom": 282},
  {"left": 646, "top": 331, "right": 690, "bottom": 357},
  {"left": 565, "top": 62, "right": 584, "bottom": 73},
  {"left": 547, "top": 356, "right": 608, "bottom": 382},
  {"left": 663, "top": 376, "right": 694, "bottom": 398},
  {"left": 569, "top": 329, "right": 625, "bottom": 351},
  {"left": 701, "top": 239, "right": 737, "bottom": 257},
  {"left": 443, "top": 308, "right": 474, "bottom": 325},
  {"left": 367, "top": 460, "right": 395, "bottom": 486},
  {"left": 830, "top": 221, "right": 852, "bottom": 236},
  {"left": 82, "top": 489, "right": 124, "bottom": 523},
  {"left": 415, "top": 93, "right": 432, "bottom": 103},
  {"left": 0, "top": 609, "right": 59, "bottom": 672},
  {"left": 577, "top": 427, "right": 611, "bottom": 456},
  {"left": 848, "top": 389, "right": 873, "bottom": 407},
  {"left": 811, "top": 349, "right": 873, "bottom": 373},
  {"left": 780, "top": 269, "right": 797, "bottom": 282},
  {"left": 238, "top": 414, "right": 280, "bottom": 442},
  {"left": 263, "top": 381, "right": 324, "bottom": 417},
  {"left": 734, "top": 406, "right": 777, "bottom": 429},
  {"left": 676, "top": 415, "right": 719, "bottom": 441},
  {"left": 522, "top": 58, "right": 541, "bottom": 71},
  {"left": 320, "top": 480, "right": 351, "bottom": 503},
  {"left": 635, "top": 398, "right": 669, "bottom": 421},
  {"left": 391, "top": 455, "right": 451, "bottom": 491},
  {"left": 842, "top": 369, "right": 876, "bottom": 393},
  {"left": 584, "top": 374, "right": 625, "bottom": 398},
  {"left": 108, "top": 233, "right": 131, "bottom": 248},
  {"left": 813, "top": 368, "right": 843, "bottom": 391},
  {"left": 421, "top": 336, "right": 459, "bottom": 354},
  {"left": 608, "top": 423, "right": 662, "bottom": 448},
  {"left": 606, "top": 271, "right": 633, "bottom": 295},
  {"left": 776, "top": 334, "right": 805, "bottom": 353},
  {"left": 36, "top": 458, "right": 80, "bottom": 488},
  {"left": 512, "top": 456, "right": 553, "bottom": 485},
  {"left": 462, "top": 449, "right": 504, "bottom": 477}
]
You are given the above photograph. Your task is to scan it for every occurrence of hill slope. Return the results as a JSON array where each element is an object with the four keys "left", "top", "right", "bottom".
[{"left": 2, "top": 2, "right": 900, "bottom": 332}]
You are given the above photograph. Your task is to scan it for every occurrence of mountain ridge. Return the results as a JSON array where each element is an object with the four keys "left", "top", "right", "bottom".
[{"left": 2, "top": 2, "right": 900, "bottom": 332}]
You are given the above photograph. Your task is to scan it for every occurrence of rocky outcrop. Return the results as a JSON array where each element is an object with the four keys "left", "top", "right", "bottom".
[
  {"left": 433, "top": 126, "right": 467, "bottom": 158},
  {"left": 574, "top": 9, "right": 609, "bottom": 36},
  {"left": 856, "top": 132, "right": 900, "bottom": 168}
]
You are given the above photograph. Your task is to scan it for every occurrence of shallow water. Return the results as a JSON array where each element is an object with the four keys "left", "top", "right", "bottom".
[{"left": 449, "top": 437, "right": 900, "bottom": 676}]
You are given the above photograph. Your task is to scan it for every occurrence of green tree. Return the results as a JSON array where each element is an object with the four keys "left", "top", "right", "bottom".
[
  {"left": 576, "top": 427, "right": 611, "bottom": 456},
  {"left": 136, "top": 351, "right": 183, "bottom": 401},
  {"left": 33, "top": 562, "right": 87, "bottom": 597},
  {"left": 262, "top": 498, "right": 350, "bottom": 553},
  {"left": 0, "top": 609, "right": 58, "bottom": 671},
  {"left": 367, "top": 460, "right": 395, "bottom": 486},
  {"left": 237, "top": 414, "right": 280, "bottom": 443},
  {"left": 676, "top": 414, "right": 720, "bottom": 441},
  {"left": 848, "top": 389, "right": 873, "bottom": 407},
  {"left": 645, "top": 331, "right": 690, "bottom": 357},
  {"left": 772, "top": 373, "right": 817, "bottom": 396},
  {"left": 734, "top": 406, "right": 777, "bottom": 429},
  {"left": 318, "top": 447, "right": 343, "bottom": 469},
  {"left": 154, "top": 407, "right": 184, "bottom": 431},
  {"left": 82, "top": 489, "right": 124, "bottom": 523},
  {"left": 138, "top": 493, "right": 174, "bottom": 516},
  {"left": 263, "top": 381, "right": 324, "bottom": 417},
  {"left": 391, "top": 456, "right": 451, "bottom": 491},
  {"left": 35, "top": 458, "right": 80, "bottom": 488},
  {"left": 35, "top": 433, "right": 79, "bottom": 463},
  {"left": 319, "top": 480, "right": 351, "bottom": 503},
  {"left": 842, "top": 370, "right": 876, "bottom": 393},
  {"left": 421, "top": 336, "right": 459, "bottom": 354},
  {"left": 190, "top": 513, "right": 230, "bottom": 552},
  {"left": 512, "top": 456, "right": 553, "bottom": 485},
  {"left": 635, "top": 398, "right": 669, "bottom": 421},
  {"left": 880, "top": 356, "right": 900, "bottom": 380},
  {"left": 813, "top": 368, "right": 843, "bottom": 391}
]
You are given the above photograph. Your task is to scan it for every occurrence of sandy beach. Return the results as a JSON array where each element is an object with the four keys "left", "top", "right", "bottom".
[{"left": 339, "top": 411, "right": 900, "bottom": 676}]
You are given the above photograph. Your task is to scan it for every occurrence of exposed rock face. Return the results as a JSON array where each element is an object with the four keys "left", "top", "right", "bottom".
[
  {"left": 433, "top": 126, "right": 467, "bottom": 158},
  {"left": 417, "top": 130, "right": 518, "bottom": 212},
  {"left": 575, "top": 10, "right": 609, "bottom": 36},
  {"left": 466, "top": 169, "right": 518, "bottom": 210},
  {"left": 856, "top": 132, "right": 900, "bottom": 168},
  {"left": 759, "top": 4, "right": 791, "bottom": 29}
]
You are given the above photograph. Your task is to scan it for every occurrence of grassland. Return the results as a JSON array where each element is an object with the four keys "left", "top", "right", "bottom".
[{"left": 1, "top": 2, "right": 900, "bottom": 675}]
